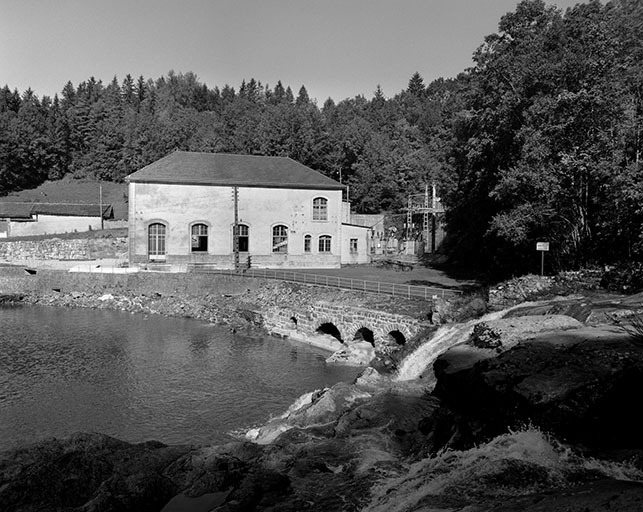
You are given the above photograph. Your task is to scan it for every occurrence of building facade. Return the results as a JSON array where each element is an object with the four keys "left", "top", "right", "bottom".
[{"left": 127, "top": 151, "right": 371, "bottom": 268}]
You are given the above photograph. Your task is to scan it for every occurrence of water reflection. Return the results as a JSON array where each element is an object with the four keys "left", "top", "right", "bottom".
[{"left": 0, "top": 305, "right": 360, "bottom": 451}]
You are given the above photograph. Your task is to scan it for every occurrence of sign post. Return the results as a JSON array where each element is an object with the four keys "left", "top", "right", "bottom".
[{"left": 536, "top": 241, "right": 549, "bottom": 276}]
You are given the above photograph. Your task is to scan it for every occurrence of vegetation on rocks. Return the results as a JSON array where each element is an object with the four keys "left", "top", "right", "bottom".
[{"left": 600, "top": 262, "right": 643, "bottom": 295}]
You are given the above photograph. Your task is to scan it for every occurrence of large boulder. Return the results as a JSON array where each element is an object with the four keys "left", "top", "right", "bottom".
[
  {"left": 468, "top": 315, "right": 584, "bottom": 350},
  {"left": 0, "top": 433, "right": 192, "bottom": 512},
  {"left": 432, "top": 329, "right": 643, "bottom": 454},
  {"left": 246, "top": 383, "right": 373, "bottom": 444}
]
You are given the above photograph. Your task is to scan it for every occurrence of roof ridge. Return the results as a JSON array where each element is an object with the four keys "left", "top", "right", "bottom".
[{"left": 175, "top": 150, "right": 294, "bottom": 160}]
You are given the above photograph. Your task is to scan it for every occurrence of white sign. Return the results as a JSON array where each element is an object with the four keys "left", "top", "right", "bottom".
[{"left": 536, "top": 242, "right": 550, "bottom": 251}]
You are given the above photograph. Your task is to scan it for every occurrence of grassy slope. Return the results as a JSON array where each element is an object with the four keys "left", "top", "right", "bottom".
[{"left": 3, "top": 178, "right": 128, "bottom": 220}]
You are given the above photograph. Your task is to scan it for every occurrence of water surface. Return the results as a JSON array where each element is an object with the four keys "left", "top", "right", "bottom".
[{"left": 0, "top": 305, "right": 360, "bottom": 451}]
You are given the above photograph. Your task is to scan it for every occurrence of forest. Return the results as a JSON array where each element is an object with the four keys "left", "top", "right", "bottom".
[{"left": 1, "top": 0, "right": 641, "bottom": 277}]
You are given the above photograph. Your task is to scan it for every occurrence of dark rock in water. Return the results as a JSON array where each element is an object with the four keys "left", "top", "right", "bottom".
[
  {"left": 334, "top": 391, "right": 442, "bottom": 456},
  {"left": 432, "top": 334, "right": 643, "bottom": 455},
  {"left": 0, "top": 433, "right": 192, "bottom": 512},
  {"left": 469, "top": 322, "right": 503, "bottom": 349}
]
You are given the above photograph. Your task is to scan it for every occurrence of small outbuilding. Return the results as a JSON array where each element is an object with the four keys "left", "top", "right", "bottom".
[
  {"left": 126, "top": 151, "right": 372, "bottom": 268},
  {"left": 0, "top": 202, "right": 114, "bottom": 238}
]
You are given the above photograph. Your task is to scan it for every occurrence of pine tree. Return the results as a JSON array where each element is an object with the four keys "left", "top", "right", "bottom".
[
  {"left": 407, "top": 72, "right": 425, "bottom": 97},
  {"left": 296, "top": 85, "right": 310, "bottom": 106},
  {"left": 121, "top": 74, "right": 136, "bottom": 105}
]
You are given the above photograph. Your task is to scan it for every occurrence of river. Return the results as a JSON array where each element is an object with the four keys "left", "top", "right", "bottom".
[{"left": 0, "top": 305, "right": 361, "bottom": 451}]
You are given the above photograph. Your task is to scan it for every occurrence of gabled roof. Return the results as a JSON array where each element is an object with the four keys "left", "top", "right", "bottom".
[
  {"left": 0, "top": 202, "right": 34, "bottom": 219},
  {"left": 0, "top": 202, "right": 113, "bottom": 219},
  {"left": 126, "top": 151, "right": 344, "bottom": 190}
]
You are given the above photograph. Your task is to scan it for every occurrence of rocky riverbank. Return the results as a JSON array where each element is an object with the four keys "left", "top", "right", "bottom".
[{"left": 3, "top": 272, "right": 643, "bottom": 511}]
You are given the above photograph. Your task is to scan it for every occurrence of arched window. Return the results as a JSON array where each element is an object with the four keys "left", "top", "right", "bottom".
[
  {"left": 191, "top": 223, "right": 208, "bottom": 252},
  {"left": 148, "top": 223, "right": 166, "bottom": 260},
  {"left": 313, "top": 197, "right": 328, "bottom": 221},
  {"left": 272, "top": 225, "right": 288, "bottom": 253},
  {"left": 318, "top": 235, "right": 331, "bottom": 253},
  {"left": 304, "top": 234, "right": 312, "bottom": 253}
]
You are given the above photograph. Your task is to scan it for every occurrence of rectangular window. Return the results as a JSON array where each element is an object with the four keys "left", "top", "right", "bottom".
[
  {"left": 304, "top": 234, "right": 311, "bottom": 253},
  {"left": 238, "top": 224, "right": 249, "bottom": 252},
  {"left": 350, "top": 238, "right": 358, "bottom": 253}
]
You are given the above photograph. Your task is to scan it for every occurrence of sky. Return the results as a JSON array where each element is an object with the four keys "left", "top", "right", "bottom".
[{"left": 2, "top": 0, "right": 587, "bottom": 104}]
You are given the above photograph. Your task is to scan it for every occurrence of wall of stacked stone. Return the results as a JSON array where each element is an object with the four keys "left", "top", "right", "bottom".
[
  {"left": 0, "top": 268, "right": 264, "bottom": 297},
  {"left": 0, "top": 237, "right": 128, "bottom": 261},
  {"left": 262, "top": 301, "right": 423, "bottom": 352}
]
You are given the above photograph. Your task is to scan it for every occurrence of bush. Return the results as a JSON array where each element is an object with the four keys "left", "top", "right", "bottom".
[
  {"left": 600, "top": 263, "right": 643, "bottom": 294},
  {"left": 614, "top": 313, "right": 643, "bottom": 343}
]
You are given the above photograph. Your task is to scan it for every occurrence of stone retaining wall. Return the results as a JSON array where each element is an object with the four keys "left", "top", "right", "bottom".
[
  {"left": 0, "top": 268, "right": 263, "bottom": 297},
  {"left": 0, "top": 237, "right": 128, "bottom": 261}
]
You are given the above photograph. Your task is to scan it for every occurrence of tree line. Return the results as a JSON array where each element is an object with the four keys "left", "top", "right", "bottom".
[{"left": 1, "top": 0, "right": 641, "bottom": 277}]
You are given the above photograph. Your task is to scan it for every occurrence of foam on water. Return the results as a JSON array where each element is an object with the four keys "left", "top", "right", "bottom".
[
  {"left": 364, "top": 427, "right": 643, "bottom": 512},
  {"left": 394, "top": 308, "right": 511, "bottom": 382}
]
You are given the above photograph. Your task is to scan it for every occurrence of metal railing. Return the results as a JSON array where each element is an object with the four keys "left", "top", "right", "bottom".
[{"left": 186, "top": 264, "right": 461, "bottom": 300}]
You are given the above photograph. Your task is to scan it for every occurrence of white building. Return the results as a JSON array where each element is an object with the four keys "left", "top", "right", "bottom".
[
  {"left": 126, "top": 151, "right": 372, "bottom": 268},
  {"left": 0, "top": 202, "right": 113, "bottom": 238}
]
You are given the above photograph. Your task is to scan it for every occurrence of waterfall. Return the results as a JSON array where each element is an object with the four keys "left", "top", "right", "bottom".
[{"left": 393, "top": 308, "right": 514, "bottom": 382}]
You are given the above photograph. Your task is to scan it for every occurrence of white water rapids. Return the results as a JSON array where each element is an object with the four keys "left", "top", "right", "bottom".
[{"left": 393, "top": 307, "right": 518, "bottom": 382}]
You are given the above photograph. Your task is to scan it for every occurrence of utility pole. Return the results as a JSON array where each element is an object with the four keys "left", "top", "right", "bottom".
[
  {"left": 233, "top": 186, "right": 240, "bottom": 272},
  {"left": 99, "top": 185, "right": 104, "bottom": 230}
]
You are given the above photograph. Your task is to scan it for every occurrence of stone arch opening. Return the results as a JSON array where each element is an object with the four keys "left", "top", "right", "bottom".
[
  {"left": 290, "top": 316, "right": 298, "bottom": 327},
  {"left": 388, "top": 330, "right": 406, "bottom": 346},
  {"left": 353, "top": 327, "right": 375, "bottom": 347},
  {"left": 316, "top": 322, "right": 343, "bottom": 343}
]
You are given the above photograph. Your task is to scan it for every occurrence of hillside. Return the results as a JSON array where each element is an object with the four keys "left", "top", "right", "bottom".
[{"left": 2, "top": 178, "right": 128, "bottom": 220}]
